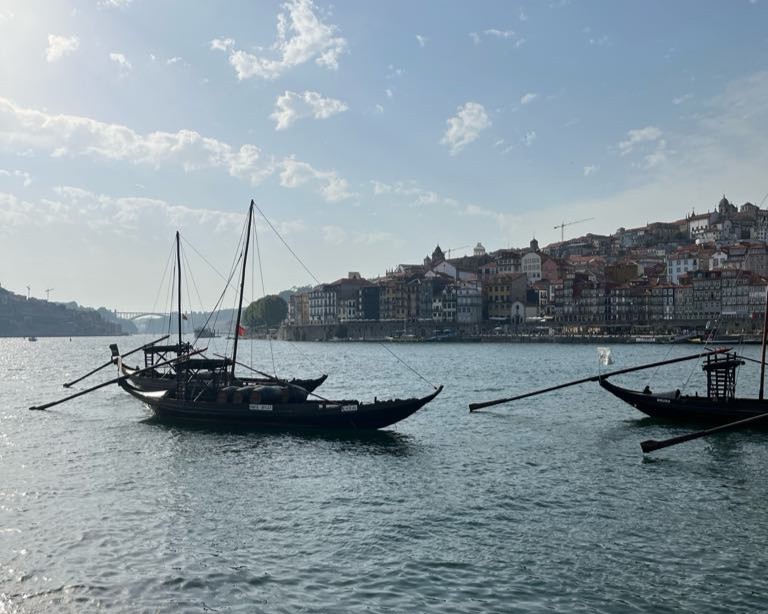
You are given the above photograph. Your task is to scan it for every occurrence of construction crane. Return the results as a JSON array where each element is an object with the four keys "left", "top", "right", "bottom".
[
  {"left": 554, "top": 217, "right": 595, "bottom": 242},
  {"left": 45, "top": 288, "right": 55, "bottom": 301},
  {"left": 445, "top": 245, "right": 470, "bottom": 259}
]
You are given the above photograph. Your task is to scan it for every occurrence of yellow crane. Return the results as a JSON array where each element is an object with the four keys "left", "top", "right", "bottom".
[{"left": 553, "top": 217, "right": 594, "bottom": 242}]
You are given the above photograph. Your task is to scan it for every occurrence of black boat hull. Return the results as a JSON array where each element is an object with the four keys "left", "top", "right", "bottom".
[
  {"left": 118, "top": 380, "right": 443, "bottom": 430},
  {"left": 600, "top": 377, "right": 768, "bottom": 425}
]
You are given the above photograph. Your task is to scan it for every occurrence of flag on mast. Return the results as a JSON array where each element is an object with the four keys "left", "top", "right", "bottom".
[{"left": 237, "top": 325, "right": 246, "bottom": 337}]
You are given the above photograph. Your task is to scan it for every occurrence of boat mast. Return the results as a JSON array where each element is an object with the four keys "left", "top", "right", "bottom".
[
  {"left": 176, "top": 231, "right": 183, "bottom": 354},
  {"left": 231, "top": 200, "right": 254, "bottom": 381},
  {"left": 759, "top": 283, "right": 768, "bottom": 399}
]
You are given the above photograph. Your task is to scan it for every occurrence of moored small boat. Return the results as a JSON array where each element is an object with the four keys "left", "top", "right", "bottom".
[
  {"left": 119, "top": 359, "right": 328, "bottom": 394},
  {"left": 599, "top": 351, "right": 768, "bottom": 425}
]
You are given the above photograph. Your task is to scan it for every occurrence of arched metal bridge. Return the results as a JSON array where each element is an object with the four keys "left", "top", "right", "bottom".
[{"left": 113, "top": 311, "right": 168, "bottom": 321}]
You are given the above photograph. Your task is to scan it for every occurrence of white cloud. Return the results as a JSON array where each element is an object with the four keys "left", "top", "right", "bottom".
[
  {"left": 210, "top": 0, "right": 347, "bottom": 80},
  {"left": 279, "top": 157, "right": 353, "bottom": 202},
  {"left": 386, "top": 65, "right": 404, "bottom": 79},
  {"left": 470, "top": 29, "right": 526, "bottom": 47},
  {"left": 617, "top": 126, "right": 668, "bottom": 170},
  {"left": 0, "top": 187, "right": 246, "bottom": 235},
  {"left": 374, "top": 104, "right": 384, "bottom": 114},
  {"left": 0, "top": 9, "right": 14, "bottom": 24},
  {"left": 618, "top": 126, "right": 663, "bottom": 156},
  {"left": 519, "top": 10, "right": 528, "bottom": 21},
  {"left": 46, "top": 35, "right": 80, "bottom": 62},
  {"left": 440, "top": 102, "right": 491, "bottom": 155},
  {"left": 385, "top": 88, "right": 393, "bottom": 98},
  {"left": 166, "top": 57, "right": 182, "bottom": 66},
  {"left": 210, "top": 38, "right": 235, "bottom": 51},
  {"left": 641, "top": 140, "right": 668, "bottom": 169},
  {"left": 320, "top": 224, "right": 397, "bottom": 246},
  {"left": 0, "top": 97, "right": 351, "bottom": 202},
  {"left": 370, "top": 180, "right": 446, "bottom": 207},
  {"left": 583, "top": 164, "right": 598, "bottom": 176},
  {"left": 416, "top": 35, "right": 428, "bottom": 47},
  {"left": 321, "top": 224, "right": 347, "bottom": 244},
  {"left": 0, "top": 169, "right": 32, "bottom": 186},
  {"left": 98, "top": 0, "right": 133, "bottom": 7},
  {"left": 672, "top": 93, "right": 694, "bottom": 105},
  {"left": 523, "top": 130, "right": 537, "bottom": 146},
  {"left": 109, "top": 52, "right": 132, "bottom": 71},
  {"left": 271, "top": 90, "right": 348, "bottom": 130},
  {"left": 520, "top": 93, "right": 538, "bottom": 105}
]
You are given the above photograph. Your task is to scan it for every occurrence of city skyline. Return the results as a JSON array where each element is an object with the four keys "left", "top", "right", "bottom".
[{"left": 1, "top": 0, "right": 767, "bottom": 310}]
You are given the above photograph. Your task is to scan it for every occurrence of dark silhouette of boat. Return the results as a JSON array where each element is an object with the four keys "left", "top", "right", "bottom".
[
  {"left": 599, "top": 351, "right": 768, "bottom": 425},
  {"left": 117, "top": 201, "right": 442, "bottom": 430},
  {"left": 118, "top": 376, "right": 442, "bottom": 430},
  {"left": 116, "top": 349, "right": 328, "bottom": 394}
]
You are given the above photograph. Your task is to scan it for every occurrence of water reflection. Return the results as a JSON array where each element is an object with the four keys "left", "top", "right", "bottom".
[{"left": 141, "top": 417, "right": 419, "bottom": 457}]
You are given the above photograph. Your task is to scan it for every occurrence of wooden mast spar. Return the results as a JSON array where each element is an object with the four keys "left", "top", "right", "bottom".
[{"left": 231, "top": 200, "right": 254, "bottom": 383}]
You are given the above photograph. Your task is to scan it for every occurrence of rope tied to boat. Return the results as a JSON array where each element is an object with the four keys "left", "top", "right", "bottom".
[{"left": 379, "top": 343, "right": 438, "bottom": 390}]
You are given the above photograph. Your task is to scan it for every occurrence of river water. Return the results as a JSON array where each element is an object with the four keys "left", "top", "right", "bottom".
[{"left": 2, "top": 336, "right": 768, "bottom": 613}]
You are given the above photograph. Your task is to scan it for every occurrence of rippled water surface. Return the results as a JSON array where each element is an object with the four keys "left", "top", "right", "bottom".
[{"left": 3, "top": 336, "right": 768, "bottom": 613}]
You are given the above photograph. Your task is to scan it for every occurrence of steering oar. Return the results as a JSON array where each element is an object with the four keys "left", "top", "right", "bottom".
[
  {"left": 62, "top": 334, "right": 171, "bottom": 388},
  {"left": 30, "top": 348, "right": 205, "bottom": 411}
]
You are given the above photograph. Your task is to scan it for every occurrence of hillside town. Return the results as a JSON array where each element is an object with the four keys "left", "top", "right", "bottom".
[{"left": 284, "top": 196, "right": 768, "bottom": 340}]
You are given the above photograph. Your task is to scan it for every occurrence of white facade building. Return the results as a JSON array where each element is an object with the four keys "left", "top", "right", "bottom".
[{"left": 521, "top": 251, "right": 542, "bottom": 281}]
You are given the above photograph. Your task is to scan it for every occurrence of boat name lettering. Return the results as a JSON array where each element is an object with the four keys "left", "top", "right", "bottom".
[
  {"left": 249, "top": 403, "right": 273, "bottom": 411},
  {"left": 657, "top": 398, "right": 671, "bottom": 404},
  {"left": 341, "top": 404, "right": 358, "bottom": 413}
]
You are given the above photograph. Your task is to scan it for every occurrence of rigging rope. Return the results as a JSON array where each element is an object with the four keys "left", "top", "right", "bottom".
[
  {"left": 252, "top": 201, "right": 321, "bottom": 285},
  {"left": 166, "top": 259, "right": 177, "bottom": 340},
  {"left": 253, "top": 217, "right": 277, "bottom": 378},
  {"left": 379, "top": 343, "right": 438, "bottom": 390},
  {"left": 254, "top": 200, "right": 436, "bottom": 389},
  {"left": 149, "top": 241, "right": 175, "bottom": 317},
  {"left": 180, "top": 236, "right": 239, "bottom": 293}
]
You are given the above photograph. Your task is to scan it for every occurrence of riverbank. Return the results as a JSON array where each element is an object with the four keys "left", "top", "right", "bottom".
[{"left": 279, "top": 321, "right": 760, "bottom": 344}]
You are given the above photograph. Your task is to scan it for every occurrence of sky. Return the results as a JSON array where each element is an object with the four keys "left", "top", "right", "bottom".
[{"left": 1, "top": 0, "right": 768, "bottom": 311}]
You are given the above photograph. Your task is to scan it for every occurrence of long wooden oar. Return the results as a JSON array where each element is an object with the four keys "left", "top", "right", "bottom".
[
  {"left": 641, "top": 411, "right": 768, "bottom": 453},
  {"left": 62, "top": 335, "right": 171, "bottom": 388},
  {"left": 30, "top": 348, "right": 205, "bottom": 411},
  {"left": 468, "top": 348, "right": 731, "bottom": 412}
]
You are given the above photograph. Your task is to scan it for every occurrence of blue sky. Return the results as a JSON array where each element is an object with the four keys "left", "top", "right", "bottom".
[{"left": 1, "top": 0, "right": 767, "bottom": 310}]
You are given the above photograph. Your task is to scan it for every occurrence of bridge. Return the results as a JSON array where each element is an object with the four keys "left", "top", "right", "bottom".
[{"left": 113, "top": 311, "right": 168, "bottom": 321}]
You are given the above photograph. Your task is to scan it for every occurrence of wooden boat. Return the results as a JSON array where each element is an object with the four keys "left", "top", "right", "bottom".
[
  {"left": 118, "top": 377, "right": 442, "bottom": 430},
  {"left": 117, "top": 201, "right": 443, "bottom": 430},
  {"left": 117, "top": 357, "right": 328, "bottom": 394},
  {"left": 598, "top": 352, "right": 768, "bottom": 425}
]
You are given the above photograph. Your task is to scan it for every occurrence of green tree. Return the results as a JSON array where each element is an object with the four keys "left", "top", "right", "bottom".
[{"left": 243, "top": 295, "right": 288, "bottom": 329}]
